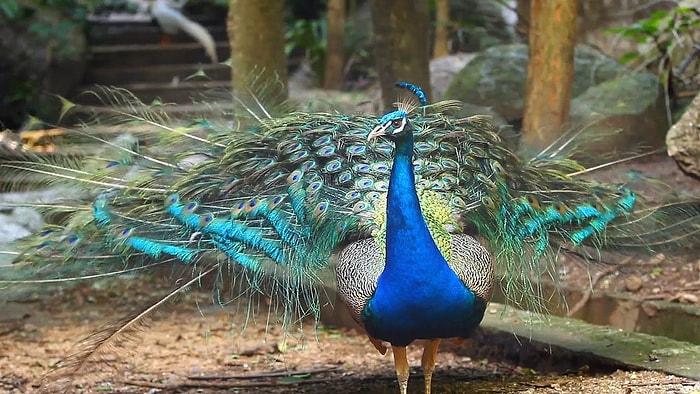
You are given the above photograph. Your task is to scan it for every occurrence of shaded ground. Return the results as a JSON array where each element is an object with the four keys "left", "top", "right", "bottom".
[
  {"left": 559, "top": 153, "right": 700, "bottom": 305},
  {"left": 1, "top": 279, "right": 700, "bottom": 394}
]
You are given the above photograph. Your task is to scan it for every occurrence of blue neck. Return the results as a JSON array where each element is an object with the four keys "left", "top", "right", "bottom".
[
  {"left": 384, "top": 134, "right": 442, "bottom": 268},
  {"left": 362, "top": 130, "right": 484, "bottom": 346}
]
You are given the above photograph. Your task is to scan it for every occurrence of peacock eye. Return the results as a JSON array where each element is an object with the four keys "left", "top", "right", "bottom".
[{"left": 391, "top": 119, "right": 403, "bottom": 128}]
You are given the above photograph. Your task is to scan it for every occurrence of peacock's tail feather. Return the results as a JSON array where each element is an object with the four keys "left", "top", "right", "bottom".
[
  {"left": 1, "top": 85, "right": 699, "bottom": 388},
  {"left": 2, "top": 87, "right": 699, "bottom": 322}
]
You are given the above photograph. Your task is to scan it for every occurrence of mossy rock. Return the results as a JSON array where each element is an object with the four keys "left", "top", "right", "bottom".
[
  {"left": 570, "top": 72, "right": 667, "bottom": 155},
  {"left": 666, "top": 93, "right": 700, "bottom": 178},
  {"left": 444, "top": 44, "right": 626, "bottom": 121}
]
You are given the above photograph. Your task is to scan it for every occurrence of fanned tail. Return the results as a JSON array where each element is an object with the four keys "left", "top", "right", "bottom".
[
  {"left": 461, "top": 125, "right": 700, "bottom": 311},
  {"left": 1, "top": 86, "right": 389, "bottom": 320},
  {"left": 1, "top": 86, "right": 699, "bottom": 387}
]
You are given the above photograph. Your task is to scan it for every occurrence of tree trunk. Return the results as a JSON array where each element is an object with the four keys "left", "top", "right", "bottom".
[
  {"left": 521, "top": 0, "right": 578, "bottom": 152},
  {"left": 515, "top": 0, "right": 531, "bottom": 38},
  {"left": 324, "top": 0, "right": 346, "bottom": 90},
  {"left": 228, "top": 0, "right": 288, "bottom": 103},
  {"left": 433, "top": 0, "right": 449, "bottom": 58},
  {"left": 371, "top": 0, "right": 432, "bottom": 111}
]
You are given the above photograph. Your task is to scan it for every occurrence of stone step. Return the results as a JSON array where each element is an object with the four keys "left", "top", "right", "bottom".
[
  {"left": 84, "top": 63, "right": 231, "bottom": 85},
  {"left": 88, "top": 23, "right": 228, "bottom": 46},
  {"left": 74, "top": 80, "right": 232, "bottom": 106},
  {"left": 68, "top": 102, "right": 236, "bottom": 122},
  {"left": 88, "top": 42, "right": 230, "bottom": 67}
]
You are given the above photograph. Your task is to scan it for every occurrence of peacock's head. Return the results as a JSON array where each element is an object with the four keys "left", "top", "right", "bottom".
[{"left": 367, "top": 110, "right": 412, "bottom": 142}]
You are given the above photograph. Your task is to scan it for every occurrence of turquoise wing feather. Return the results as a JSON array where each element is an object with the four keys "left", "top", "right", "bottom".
[
  {"left": 1, "top": 86, "right": 700, "bottom": 392},
  {"left": 2, "top": 94, "right": 699, "bottom": 314}
]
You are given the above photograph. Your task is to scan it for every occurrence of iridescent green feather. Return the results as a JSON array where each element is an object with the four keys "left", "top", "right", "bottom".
[{"left": 1, "top": 90, "right": 699, "bottom": 319}]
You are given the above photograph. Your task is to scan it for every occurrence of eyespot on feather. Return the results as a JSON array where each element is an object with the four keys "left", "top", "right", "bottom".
[
  {"left": 481, "top": 196, "right": 496, "bottom": 210},
  {"left": 117, "top": 228, "right": 133, "bottom": 238},
  {"left": 306, "top": 180, "right": 323, "bottom": 193},
  {"left": 525, "top": 195, "right": 542, "bottom": 210},
  {"left": 313, "top": 201, "right": 329, "bottom": 217},
  {"left": 184, "top": 202, "right": 198, "bottom": 213},
  {"left": 244, "top": 198, "right": 260, "bottom": 213},
  {"left": 353, "top": 201, "right": 370, "bottom": 212},
  {"left": 199, "top": 213, "right": 214, "bottom": 227},
  {"left": 231, "top": 201, "right": 246, "bottom": 216},
  {"left": 268, "top": 195, "right": 285, "bottom": 209},
  {"left": 287, "top": 169, "right": 302, "bottom": 185},
  {"left": 490, "top": 160, "right": 504, "bottom": 176},
  {"left": 551, "top": 202, "right": 570, "bottom": 215},
  {"left": 165, "top": 194, "right": 180, "bottom": 207}
]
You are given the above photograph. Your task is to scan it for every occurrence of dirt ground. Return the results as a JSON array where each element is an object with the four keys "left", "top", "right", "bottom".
[
  {"left": 1, "top": 152, "right": 699, "bottom": 393},
  {"left": 1, "top": 278, "right": 699, "bottom": 394},
  {"left": 564, "top": 154, "right": 700, "bottom": 303}
]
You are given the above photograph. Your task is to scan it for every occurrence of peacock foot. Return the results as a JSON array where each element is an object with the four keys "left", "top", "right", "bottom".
[
  {"left": 421, "top": 339, "right": 441, "bottom": 394},
  {"left": 391, "top": 346, "right": 410, "bottom": 394},
  {"left": 390, "top": 339, "right": 442, "bottom": 394}
]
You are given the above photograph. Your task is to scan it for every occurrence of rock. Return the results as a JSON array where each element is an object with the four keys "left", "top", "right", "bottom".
[
  {"left": 290, "top": 88, "right": 378, "bottom": 114},
  {"left": 443, "top": 44, "right": 527, "bottom": 120},
  {"left": 447, "top": 0, "right": 515, "bottom": 53},
  {"left": 569, "top": 72, "right": 667, "bottom": 155},
  {"left": 430, "top": 53, "right": 476, "bottom": 100},
  {"left": 0, "top": 187, "right": 78, "bottom": 248},
  {"left": 456, "top": 102, "right": 508, "bottom": 128},
  {"left": 670, "top": 293, "right": 699, "bottom": 305},
  {"left": 0, "top": 207, "right": 44, "bottom": 244},
  {"left": 624, "top": 276, "right": 643, "bottom": 292},
  {"left": 443, "top": 44, "right": 625, "bottom": 121},
  {"left": 288, "top": 61, "right": 315, "bottom": 94},
  {"left": 666, "top": 93, "right": 700, "bottom": 177}
]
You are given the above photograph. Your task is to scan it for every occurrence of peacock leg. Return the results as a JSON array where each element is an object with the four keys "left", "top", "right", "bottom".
[
  {"left": 392, "top": 345, "right": 410, "bottom": 394},
  {"left": 421, "top": 339, "right": 441, "bottom": 394}
]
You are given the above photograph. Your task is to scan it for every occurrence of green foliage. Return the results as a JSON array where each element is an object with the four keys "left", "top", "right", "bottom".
[
  {"left": 0, "top": 0, "right": 101, "bottom": 56},
  {"left": 285, "top": 17, "right": 328, "bottom": 82},
  {"left": 6, "top": 80, "right": 37, "bottom": 104},
  {"left": 1, "top": 0, "right": 97, "bottom": 127},
  {"left": 2, "top": 0, "right": 97, "bottom": 22},
  {"left": 187, "top": 0, "right": 229, "bottom": 8},
  {"left": 0, "top": 0, "right": 21, "bottom": 18},
  {"left": 284, "top": 14, "right": 372, "bottom": 86},
  {"left": 607, "top": 5, "right": 700, "bottom": 110},
  {"left": 608, "top": 7, "right": 699, "bottom": 65}
]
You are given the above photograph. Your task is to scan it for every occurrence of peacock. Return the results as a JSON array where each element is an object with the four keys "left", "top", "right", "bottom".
[
  {"left": 1, "top": 82, "right": 699, "bottom": 394},
  {"left": 149, "top": 0, "right": 218, "bottom": 63}
]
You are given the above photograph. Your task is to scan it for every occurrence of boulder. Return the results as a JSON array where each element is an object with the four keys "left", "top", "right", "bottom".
[
  {"left": 443, "top": 44, "right": 625, "bottom": 121},
  {"left": 447, "top": 0, "right": 515, "bottom": 53},
  {"left": 666, "top": 93, "right": 700, "bottom": 177},
  {"left": 0, "top": 207, "right": 44, "bottom": 244},
  {"left": 569, "top": 72, "right": 667, "bottom": 155},
  {"left": 453, "top": 102, "right": 517, "bottom": 146},
  {"left": 430, "top": 53, "right": 476, "bottom": 100}
]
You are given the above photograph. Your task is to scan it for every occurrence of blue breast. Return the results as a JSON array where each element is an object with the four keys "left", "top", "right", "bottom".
[
  {"left": 362, "top": 253, "right": 486, "bottom": 347},
  {"left": 361, "top": 135, "right": 486, "bottom": 347}
]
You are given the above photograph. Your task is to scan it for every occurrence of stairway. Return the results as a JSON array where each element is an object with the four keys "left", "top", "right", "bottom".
[
  {"left": 75, "top": 18, "right": 231, "bottom": 108},
  {"left": 1, "top": 16, "right": 235, "bottom": 165}
]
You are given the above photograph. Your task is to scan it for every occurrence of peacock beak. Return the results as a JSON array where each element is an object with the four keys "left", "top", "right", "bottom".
[{"left": 367, "top": 123, "right": 388, "bottom": 141}]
